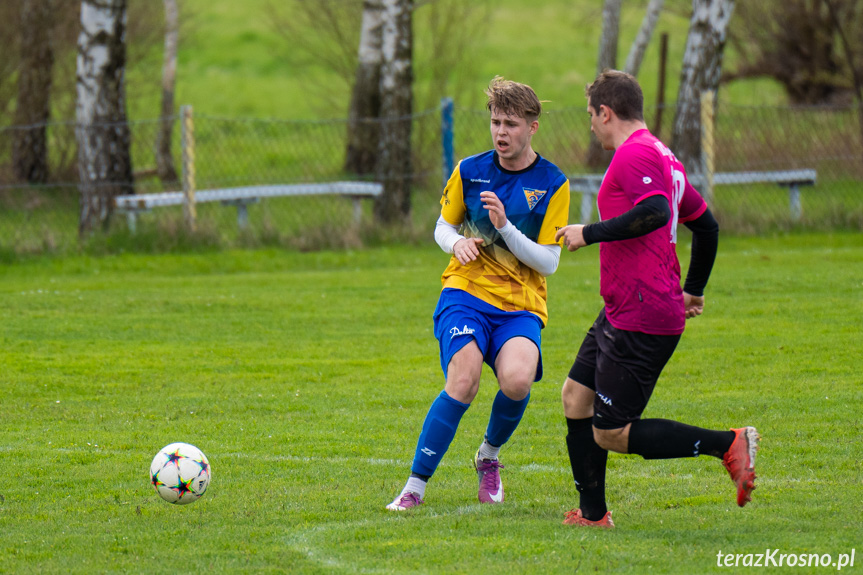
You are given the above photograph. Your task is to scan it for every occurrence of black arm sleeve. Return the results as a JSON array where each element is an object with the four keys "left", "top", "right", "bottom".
[
  {"left": 582, "top": 195, "right": 671, "bottom": 245},
  {"left": 681, "top": 207, "right": 719, "bottom": 297}
]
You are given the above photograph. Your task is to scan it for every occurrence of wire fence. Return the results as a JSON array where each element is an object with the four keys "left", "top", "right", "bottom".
[{"left": 0, "top": 101, "right": 861, "bottom": 256}]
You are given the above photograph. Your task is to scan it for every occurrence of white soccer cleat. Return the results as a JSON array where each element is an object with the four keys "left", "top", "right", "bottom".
[{"left": 386, "top": 491, "right": 424, "bottom": 511}]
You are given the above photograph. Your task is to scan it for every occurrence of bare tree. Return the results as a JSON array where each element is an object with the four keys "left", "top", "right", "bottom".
[
  {"left": 624, "top": 0, "right": 665, "bottom": 77},
  {"left": 824, "top": 0, "right": 863, "bottom": 165},
  {"left": 374, "top": 0, "right": 413, "bottom": 224},
  {"left": 155, "top": 0, "right": 179, "bottom": 184},
  {"left": 267, "top": 0, "right": 364, "bottom": 115},
  {"left": 726, "top": 0, "right": 861, "bottom": 105},
  {"left": 13, "top": 0, "right": 54, "bottom": 183},
  {"left": 344, "top": 0, "right": 384, "bottom": 176},
  {"left": 587, "top": 0, "right": 622, "bottom": 168},
  {"left": 413, "top": 1, "right": 488, "bottom": 111},
  {"left": 0, "top": 3, "right": 22, "bottom": 121},
  {"left": 671, "top": 0, "right": 735, "bottom": 175},
  {"left": 76, "top": 0, "right": 134, "bottom": 236}
]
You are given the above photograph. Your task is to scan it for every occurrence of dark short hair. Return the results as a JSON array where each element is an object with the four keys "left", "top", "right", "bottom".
[
  {"left": 585, "top": 69, "right": 644, "bottom": 121},
  {"left": 486, "top": 76, "right": 542, "bottom": 122}
]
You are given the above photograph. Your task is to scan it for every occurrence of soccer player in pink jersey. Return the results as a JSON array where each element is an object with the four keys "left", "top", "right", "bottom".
[{"left": 554, "top": 70, "right": 759, "bottom": 528}]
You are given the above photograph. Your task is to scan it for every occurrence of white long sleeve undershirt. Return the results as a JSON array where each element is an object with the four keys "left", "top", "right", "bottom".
[{"left": 434, "top": 215, "right": 561, "bottom": 277}]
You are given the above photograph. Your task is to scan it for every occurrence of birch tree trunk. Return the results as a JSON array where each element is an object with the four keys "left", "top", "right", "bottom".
[
  {"left": 374, "top": 0, "right": 412, "bottom": 224},
  {"left": 624, "top": 0, "right": 664, "bottom": 77},
  {"left": 671, "top": 0, "right": 735, "bottom": 176},
  {"left": 345, "top": 0, "right": 384, "bottom": 176},
  {"left": 587, "top": 0, "right": 622, "bottom": 168},
  {"left": 13, "top": 0, "right": 54, "bottom": 184},
  {"left": 155, "top": 0, "right": 178, "bottom": 184},
  {"left": 596, "top": 0, "right": 621, "bottom": 75},
  {"left": 76, "top": 0, "right": 134, "bottom": 236}
]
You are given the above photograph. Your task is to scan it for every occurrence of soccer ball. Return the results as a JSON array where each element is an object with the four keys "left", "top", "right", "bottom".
[{"left": 150, "top": 442, "right": 211, "bottom": 505}]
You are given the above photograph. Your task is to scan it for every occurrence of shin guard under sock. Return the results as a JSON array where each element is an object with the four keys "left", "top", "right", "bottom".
[
  {"left": 485, "top": 390, "right": 530, "bottom": 448},
  {"left": 628, "top": 418, "right": 735, "bottom": 459},
  {"left": 565, "top": 417, "right": 608, "bottom": 521},
  {"left": 410, "top": 390, "right": 470, "bottom": 477}
]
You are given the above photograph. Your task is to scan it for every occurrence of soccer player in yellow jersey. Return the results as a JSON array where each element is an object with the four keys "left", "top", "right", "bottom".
[{"left": 387, "top": 77, "right": 570, "bottom": 510}]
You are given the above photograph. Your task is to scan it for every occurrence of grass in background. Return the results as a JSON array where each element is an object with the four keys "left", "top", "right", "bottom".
[
  {"left": 6, "top": 0, "right": 842, "bottom": 260},
  {"left": 139, "top": 0, "right": 787, "bottom": 122},
  {"left": 1, "top": 233, "right": 860, "bottom": 573}
]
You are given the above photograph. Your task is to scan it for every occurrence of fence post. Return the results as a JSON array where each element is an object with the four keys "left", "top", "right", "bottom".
[
  {"left": 789, "top": 184, "right": 802, "bottom": 221},
  {"left": 441, "top": 97, "right": 454, "bottom": 190},
  {"left": 181, "top": 104, "right": 197, "bottom": 232},
  {"left": 580, "top": 180, "right": 599, "bottom": 225},
  {"left": 700, "top": 90, "right": 715, "bottom": 207}
]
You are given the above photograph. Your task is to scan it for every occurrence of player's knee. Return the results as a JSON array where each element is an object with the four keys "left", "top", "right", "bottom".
[
  {"left": 496, "top": 365, "right": 534, "bottom": 400},
  {"left": 593, "top": 426, "right": 627, "bottom": 453},
  {"left": 561, "top": 378, "right": 594, "bottom": 419},
  {"left": 561, "top": 381, "right": 576, "bottom": 411},
  {"left": 561, "top": 378, "right": 577, "bottom": 402},
  {"left": 444, "top": 373, "right": 480, "bottom": 404},
  {"left": 592, "top": 428, "right": 614, "bottom": 450},
  {"left": 499, "top": 376, "right": 531, "bottom": 401}
]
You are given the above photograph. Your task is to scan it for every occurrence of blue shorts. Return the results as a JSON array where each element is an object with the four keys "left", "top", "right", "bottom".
[{"left": 432, "top": 288, "right": 543, "bottom": 381}]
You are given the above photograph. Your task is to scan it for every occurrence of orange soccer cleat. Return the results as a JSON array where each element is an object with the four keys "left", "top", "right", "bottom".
[{"left": 722, "top": 426, "right": 760, "bottom": 507}]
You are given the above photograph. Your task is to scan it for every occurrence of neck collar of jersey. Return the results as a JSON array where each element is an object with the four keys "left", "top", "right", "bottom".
[{"left": 493, "top": 150, "right": 541, "bottom": 175}]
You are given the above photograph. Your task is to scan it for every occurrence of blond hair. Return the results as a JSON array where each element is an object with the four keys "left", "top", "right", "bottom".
[{"left": 485, "top": 76, "right": 542, "bottom": 122}]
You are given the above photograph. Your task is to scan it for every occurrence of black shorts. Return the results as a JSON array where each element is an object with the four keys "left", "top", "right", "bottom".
[{"left": 568, "top": 309, "right": 681, "bottom": 430}]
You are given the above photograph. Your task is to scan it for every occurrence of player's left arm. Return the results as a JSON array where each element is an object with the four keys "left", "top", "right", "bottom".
[
  {"left": 483, "top": 180, "right": 569, "bottom": 276},
  {"left": 680, "top": 183, "right": 719, "bottom": 319}
]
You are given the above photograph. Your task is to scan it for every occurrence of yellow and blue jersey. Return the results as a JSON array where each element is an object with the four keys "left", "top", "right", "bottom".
[{"left": 439, "top": 151, "right": 570, "bottom": 326}]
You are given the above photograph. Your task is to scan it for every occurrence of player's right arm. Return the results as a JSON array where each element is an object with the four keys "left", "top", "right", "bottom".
[
  {"left": 582, "top": 195, "right": 670, "bottom": 244},
  {"left": 556, "top": 196, "right": 670, "bottom": 251},
  {"left": 435, "top": 162, "right": 484, "bottom": 264},
  {"left": 557, "top": 146, "right": 670, "bottom": 250},
  {"left": 435, "top": 216, "right": 484, "bottom": 264}
]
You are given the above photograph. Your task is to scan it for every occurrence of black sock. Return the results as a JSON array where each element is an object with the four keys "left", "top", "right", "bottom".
[
  {"left": 628, "top": 419, "right": 735, "bottom": 459},
  {"left": 565, "top": 417, "right": 608, "bottom": 521},
  {"left": 410, "top": 472, "right": 430, "bottom": 482}
]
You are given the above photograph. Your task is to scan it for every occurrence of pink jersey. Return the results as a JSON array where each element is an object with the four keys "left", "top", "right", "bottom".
[{"left": 596, "top": 129, "right": 707, "bottom": 335}]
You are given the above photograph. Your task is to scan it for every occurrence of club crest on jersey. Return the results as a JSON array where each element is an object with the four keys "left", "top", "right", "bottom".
[{"left": 523, "top": 188, "right": 546, "bottom": 211}]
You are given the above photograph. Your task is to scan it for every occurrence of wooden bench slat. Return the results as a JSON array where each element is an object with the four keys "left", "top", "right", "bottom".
[
  {"left": 113, "top": 181, "right": 383, "bottom": 232},
  {"left": 114, "top": 182, "right": 382, "bottom": 210},
  {"left": 569, "top": 170, "right": 817, "bottom": 223}
]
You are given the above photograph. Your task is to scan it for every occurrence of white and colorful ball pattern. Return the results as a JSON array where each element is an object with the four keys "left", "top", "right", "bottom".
[{"left": 150, "top": 442, "right": 211, "bottom": 505}]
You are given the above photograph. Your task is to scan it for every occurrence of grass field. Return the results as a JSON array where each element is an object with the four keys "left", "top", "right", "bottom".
[{"left": 1, "top": 233, "right": 861, "bottom": 573}]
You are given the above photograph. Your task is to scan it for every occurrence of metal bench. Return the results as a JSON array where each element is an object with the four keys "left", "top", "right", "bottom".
[
  {"left": 113, "top": 181, "right": 382, "bottom": 232},
  {"left": 570, "top": 169, "right": 817, "bottom": 224}
]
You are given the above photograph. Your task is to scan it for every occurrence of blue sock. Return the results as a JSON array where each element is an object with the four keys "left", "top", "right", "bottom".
[
  {"left": 485, "top": 390, "right": 530, "bottom": 447},
  {"left": 410, "top": 391, "right": 470, "bottom": 478}
]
